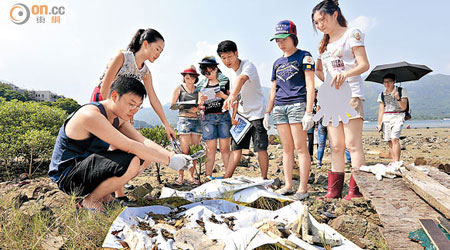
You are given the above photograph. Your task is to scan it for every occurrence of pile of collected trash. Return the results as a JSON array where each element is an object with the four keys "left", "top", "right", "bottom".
[{"left": 102, "top": 177, "right": 361, "bottom": 250}]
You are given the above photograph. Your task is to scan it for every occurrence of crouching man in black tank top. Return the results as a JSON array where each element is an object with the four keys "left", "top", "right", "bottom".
[{"left": 48, "top": 76, "right": 192, "bottom": 212}]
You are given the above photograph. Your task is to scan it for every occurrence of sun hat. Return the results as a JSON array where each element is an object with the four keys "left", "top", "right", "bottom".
[
  {"left": 270, "top": 20, "right": 297, "bottom": 41},
  {"left": 198, "top": 56, "right": 219, "bottom": 66},
  {"left": 181, "top": 65, "right": 199, "bottom": 76}
]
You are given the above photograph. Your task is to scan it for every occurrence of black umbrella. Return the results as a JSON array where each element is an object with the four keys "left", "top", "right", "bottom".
[{"left": 365, "top": 61, "right": 432, "bottom": 83}]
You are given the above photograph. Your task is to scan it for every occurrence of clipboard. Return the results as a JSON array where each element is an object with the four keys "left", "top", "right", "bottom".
[{"left": 230, "top": 113, "right": 252, "bottom": 144}]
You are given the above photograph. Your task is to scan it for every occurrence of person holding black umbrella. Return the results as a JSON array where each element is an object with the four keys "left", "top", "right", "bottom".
[
  {"left": 312, "top": 0, "right": 370, "bottom": 200},
  {"left": 376, "top": 73, "right": 408, "bottom": 163}
]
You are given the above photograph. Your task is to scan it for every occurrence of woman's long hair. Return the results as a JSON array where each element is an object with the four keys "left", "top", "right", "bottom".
[
  {"left": 127, "top": 28, "right": 164, "bottom": 54},
  {"left": 312, "top": 0, "right": 347, "bottom": 54}
]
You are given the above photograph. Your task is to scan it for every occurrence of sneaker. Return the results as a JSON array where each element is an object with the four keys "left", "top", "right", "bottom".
[
  {"left": 317, "top": 163, "right": 323, "bottom": 169},
  {"left": 293, "top": 192, "right": 309, "bottom": 200},
  {"left": 276, "top": 187, "right": 294, "bottom": 196}
]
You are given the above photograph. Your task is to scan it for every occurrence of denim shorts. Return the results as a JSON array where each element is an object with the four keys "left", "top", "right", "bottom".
[
  {"left": 177, "top": 117, "right": 202, "bottom": 135},
  {"left": 201, "top": 112, "right": 232, "bottom": 141},
  {"left": 273, "top": 102, "right": 306, "bottom": 125}
]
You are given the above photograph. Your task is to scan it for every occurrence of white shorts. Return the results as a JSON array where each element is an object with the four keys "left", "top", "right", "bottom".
[{"left": 382, "top": 113, "right": 405, "bottom": 141}]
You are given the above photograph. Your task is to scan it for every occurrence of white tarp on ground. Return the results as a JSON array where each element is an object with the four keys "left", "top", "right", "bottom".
[
  {"left": 102, "top": 200, "right": 361, "bottom": 250},
  {"left": 102, "top": 177, "right": 362, "bottom": 250},
  {"left": 159, "top": 176, "right": 289, "bottom": 203}
]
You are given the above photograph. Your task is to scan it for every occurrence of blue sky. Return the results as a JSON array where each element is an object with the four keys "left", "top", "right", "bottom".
[{"left": 1, "top": 0, "right": 449, "bottom": 106}]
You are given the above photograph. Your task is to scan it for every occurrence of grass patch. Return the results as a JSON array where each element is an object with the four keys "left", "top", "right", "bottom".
[{"left": 0, "top": 191, "right": 125, "bottom": 249}]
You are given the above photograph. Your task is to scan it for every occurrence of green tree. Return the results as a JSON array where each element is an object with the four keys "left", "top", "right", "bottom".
[
  {"left": 139, "top": 125, "right": 169, "bottom": 184},
  {"left": 53, "top": 98, "right": 80, "bottom": 114},
  {"left": 0, "top": 83, "right": 26, "bottom": 101},
  {"left": 0, "top": 99, "right": 66, "bottom": 178}
]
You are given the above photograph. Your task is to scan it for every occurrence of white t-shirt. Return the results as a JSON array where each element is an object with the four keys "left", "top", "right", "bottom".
[
  {"left": 117, "top": 50, "right": 150, "bottom": 82},
  {"left": 318, "top": 27, "right": 365, "bottom": 98},
  {"left": 233, "top": 60, "right": 266, "bottom": 121},
  {"left": 377, "top": 86, "right": 408, "bottom": 113}
]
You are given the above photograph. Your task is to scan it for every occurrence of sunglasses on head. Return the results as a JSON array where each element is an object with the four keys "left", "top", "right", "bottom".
[{"left": 200, "top": 66, "right": 215, "bottom": 76}]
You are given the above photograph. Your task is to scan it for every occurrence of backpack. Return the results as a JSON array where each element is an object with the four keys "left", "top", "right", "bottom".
[{"left": 381, "top": 87, "right": 411, "bottom": 120}]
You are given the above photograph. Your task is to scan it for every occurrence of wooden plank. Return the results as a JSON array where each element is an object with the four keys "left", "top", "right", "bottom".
[
  {"left": 438, "top": 217, "right": 450, "bottom": 235},
  {"left": 411, "top": 165, "right": 450, "bottom": 190},
  {"left": 403, "top": 168, "right": 450, "bottom": 219},
  {"left": 353, "top": 170, "right": 442, "bottom": 250},
  {"left": 419, "top": 219, "right": 450, "bottom": 250}
]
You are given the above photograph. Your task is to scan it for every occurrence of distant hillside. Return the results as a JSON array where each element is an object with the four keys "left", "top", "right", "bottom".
[
  {"left": 363, "top": 74, "right": 450, "bottom": 120},
  {"left": 135, "top": 74, "right": 450, "bottom": 125}
]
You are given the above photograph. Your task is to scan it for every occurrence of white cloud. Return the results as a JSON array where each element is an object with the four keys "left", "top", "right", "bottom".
[
  {"left": 349, "top": 16, "right": 377, "bottom": 33},
  {"left": 0, "top": 58, "right": 5, "bottom": 69},
  {"left": 195, "top": 41, "right": 218, "bottom": 60},
  {"left": 447, "top": 62, "right": 450, "bottom": 73}
]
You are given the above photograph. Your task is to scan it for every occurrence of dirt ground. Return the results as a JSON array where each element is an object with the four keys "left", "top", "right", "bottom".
[{"left": 1, "top": 128, "right": 449, "bottom": 249}]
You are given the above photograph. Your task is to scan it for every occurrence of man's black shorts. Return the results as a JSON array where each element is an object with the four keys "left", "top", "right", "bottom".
[
  {"left": 58, "top": 150, "right": 136, "bottom": 196},
  {"left": 231, "top": 118, "right": 268, "bottom": 152}
]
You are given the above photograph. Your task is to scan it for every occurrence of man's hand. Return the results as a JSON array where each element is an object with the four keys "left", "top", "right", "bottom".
[
  {"left": 392, "top": 89, "right": 400, "bottom": 100},
  {"left": 168, "top": 154, "right": 193, "bottom": 171},
  {"left": 223, "top": 94, "right": 237, "bottom": 111},
  {"left": 302, "top": 112, "right": 314, "bottom": 131},
  {"left": 376, "top": 122, "right": 383, "bottom": 132},
  {"left": 263, "top": 113, "right": 270, "bottom": 131}
]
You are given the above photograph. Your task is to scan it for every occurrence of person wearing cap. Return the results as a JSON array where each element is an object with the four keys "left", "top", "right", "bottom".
[
  {"left": 170, "top": 65, "right": 202, "bottom": 185},
  {"left": 218, "top": 40, "right": 269, "bottom": 179},
  {"left": 265, "top": 20, "right": 315, "bottom": 200},
  {"left": 376, "top": 73, "right": 408, "bottom": 164},
  {"left": 196, "top": 56, "right": 232, "bottom": 180}
]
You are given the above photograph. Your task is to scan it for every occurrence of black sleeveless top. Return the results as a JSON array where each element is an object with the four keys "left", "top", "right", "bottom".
[
  {"left": 48, "top": 102, "right": 119, "bottom": 183},
  {"left": 178, "top": 84, "right": 199, "bottom": 117}
]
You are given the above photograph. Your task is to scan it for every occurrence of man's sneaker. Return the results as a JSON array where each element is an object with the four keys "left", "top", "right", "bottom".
[{"left": 293, "top": 192, "right": 309, "bottom": 200}]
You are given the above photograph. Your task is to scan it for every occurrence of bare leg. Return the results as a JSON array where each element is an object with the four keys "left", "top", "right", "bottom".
[
  {"left": 225, "top": 149, "right": 242, "bottom": 178},
  {"left": 219, "top": 137, "right": 231, "bottom": 175},
  {"left": 257, "top": 150, "right": 269, "bottom": 179},
  {"left": 188, "top": 134, "right": 202, "bottom": 179},
  {"left": 205, "top": 139, "right": 217, "bottom": 177},
  {"left": 343, "top": 118, "right": 365, "bottom": 170},
  {"left": 391, "top": 138, "right": 401, "bottom": 162},
  {"left": 291, "top": 123, "right": 311, "bottom": 194},
  {"left": 388, "top": 140, "right": 394, "bottom": 162},
  {"left": 82, "top": 157, "right": 150, "bottom": 211},
  {"left": 177, "top": 134, "right": 191, "bottom": 183},
  {"left": 277, "top": 124, "right": 295, "bottom": 190},
  {"left": 327, "top": 123, "right": 346, "bottom": 172}
]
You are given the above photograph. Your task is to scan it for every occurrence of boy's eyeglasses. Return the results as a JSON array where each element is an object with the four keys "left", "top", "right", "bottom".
[{"left": 129, "top": 103, "right": 143, "bottom": 110}]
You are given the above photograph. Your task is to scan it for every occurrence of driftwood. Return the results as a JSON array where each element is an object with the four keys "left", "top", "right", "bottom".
[
  {"left": 419, "top": 219, "right": 450, "bottom": 250},
  {"left": 403, "top": 165, "right": 450, "bottom": 219}
]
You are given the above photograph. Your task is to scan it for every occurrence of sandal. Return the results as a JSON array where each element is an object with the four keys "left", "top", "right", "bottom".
[
  {"left": 174, "top": 177, "right": 184, "bottom": 186},
  {"left": 76, "top": 202, "right": 106, "bottom": 214},
  {"left": 187, "top": 178, "right": 200, "bottom": 185},
  {"left": 276, "top": 187, "right": 294, "bottom": 196}
]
